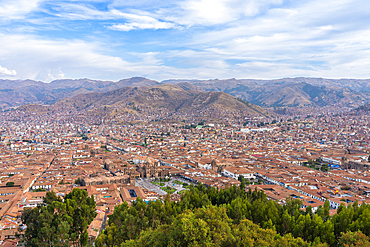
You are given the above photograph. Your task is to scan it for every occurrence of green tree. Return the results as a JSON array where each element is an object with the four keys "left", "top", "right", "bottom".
[
  {"left": 350, "top": 207, "right": 370, "bottom": 236},
  {"left": 22, "top": 189, "right": 96, "bottom": 247},
  {"left": 64, "top": 188, "right": 97, "bottom": 246},
  {"left": 94, "top": 181, "right": 369, "bottom": 247},
  {"left": 339, "top": 231, "right": 370, "bottom": 247},
  {"left": 34, "top": 188, "right": 46, "bottom": 192},
  {"left": 122, "top": 206, "right": 309, "bottom": 247},
  {"left": 332, "top": 204, "right": 354, "bottom": 238},
  {"left": 43, "top": 191, "right": 63, "bottom": 205},
  {"left": 317, "top": 200, "right": 330, "bottom": 222},
  {"left": 22, "top": 200, "right": 72, "bottom": 246},
  {"left": 6, "top": 181, "right": 15, "bottom": 187},
  {"left": 95, "top": 224, "right": 119, "bottom": 247}
]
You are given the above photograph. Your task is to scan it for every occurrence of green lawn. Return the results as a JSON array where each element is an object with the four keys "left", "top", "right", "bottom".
[
  {"left": 162, "top": 186, "right": 176, "bottom": 194},
  {"left": 151, "top": 182, "right": 165, "bottom": 187}
]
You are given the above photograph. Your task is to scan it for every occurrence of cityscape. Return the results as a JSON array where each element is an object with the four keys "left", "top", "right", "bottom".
[
  {"left": 0, "top": 90, "right": 369, "bottom": 245},
  {"left": 1, "top": 0, "right": 370, "bottom": 246}
]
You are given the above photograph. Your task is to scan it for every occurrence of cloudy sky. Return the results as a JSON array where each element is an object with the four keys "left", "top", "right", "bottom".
[{"left": 0, "top": 0, "right": 369, "bottom": 82}]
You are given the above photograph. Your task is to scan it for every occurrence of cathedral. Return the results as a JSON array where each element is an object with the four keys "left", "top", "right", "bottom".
[{"left": 137, "top": 157, "right": 169, "bottom": 178}]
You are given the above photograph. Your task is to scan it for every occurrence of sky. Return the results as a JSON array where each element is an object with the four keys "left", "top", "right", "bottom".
[{"left": 0, "top": 0, "right": 370, "bottom": 82}]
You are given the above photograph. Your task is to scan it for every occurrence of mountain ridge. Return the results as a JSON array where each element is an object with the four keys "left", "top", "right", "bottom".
[
  {"left": 16, "top": 84, "right": 268, "bottom": 116},
  {"left": 2, "top": 77, "right": 370, "bottom": 109}
]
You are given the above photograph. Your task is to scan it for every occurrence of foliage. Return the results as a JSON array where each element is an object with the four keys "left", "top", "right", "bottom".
[
  {"left": 341, "top": 186, "right": 351, "bottom": 191},
  {"left": 158, "top": 178, "right": 171, "bottom": 182},
  {"left": 22, "top": 188, "right": 97, "bottom": 247},
  {"left": 122, "top": 206, "right": 309, "bottom": 247},
  {"left": 95, "top": 184, "right": 370, "bottom": 247},
  {"left": 6, "top": 181, "right": 15, "bottom": 187},
  {"left": 178, "top": 190, "right": 187, "bottom": 194},
  {"left": 151, "top": 182, "right": 165, "bottom": 187},
  {"left": 162, "top": 186, "right": 176, "bottom": 194},
  {"left": 339, "top": 231, "right": 370, "bottom": 247},
  {"left": 321, "top": 163, "right": 329, "bottom": 172},
  {"left": 34, "top": 188, "right": 46, "bottom": 192},
  {"left": 43, "top": 191, "right": 63, "bottom": 205}
]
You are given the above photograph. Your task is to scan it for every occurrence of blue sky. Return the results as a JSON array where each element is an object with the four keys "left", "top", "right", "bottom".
[{"left": 0, "top": 0, "right": 370, "bottom": 82}]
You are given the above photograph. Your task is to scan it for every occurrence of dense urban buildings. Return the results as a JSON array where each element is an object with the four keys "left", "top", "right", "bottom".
[{"left": 0, "top": 104, "right": 369, "bottom": 245}]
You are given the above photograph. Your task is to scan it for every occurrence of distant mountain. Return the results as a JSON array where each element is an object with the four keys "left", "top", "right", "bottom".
[
  {"left": 2, "top": 77, "right": 370, "bottom": 109},
  {"left": 274, "top": 77, "right": 370, "bottom": 93},
  {"left": 0, "top": 79, "right": 48, "bottom": 108},
  {"left": 162, "top": 77, "right": 370, "bottom": 93},
  {"left": 0, "top": 77, "right": 156, "bottom": 109},
  {"left": 17, "top": 84, "right": 268, "bottom": 116},
  {"left": 162, "top": 78, "right": 370, "bottom": 108}
]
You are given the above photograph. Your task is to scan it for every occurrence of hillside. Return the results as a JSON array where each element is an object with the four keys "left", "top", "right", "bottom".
[
  {"left": 0, "top": 77, "right": 155, "bottom": 109},
  {"left": 355, "top": 103, "right": 370, "bottom": 112},
  {"left": 3, "top": 77, "right": 370, "bottom": 109},
  {"left": 17, "top": 84, "right": 268, "bottom": 116},
  {"left": 163, "top": 78, "right": 370, "bottom": 108},
  {"left": 224, "top": 82, "right": 368, "bottom": 108},
  {"left": 163, "top": 77, "right": 370, "bottom": 93}
]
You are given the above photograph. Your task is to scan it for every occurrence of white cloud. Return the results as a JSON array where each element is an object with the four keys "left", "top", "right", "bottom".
[
  {"left": 0, "top": 33, "right": 182, "bottom": 82},
  {"left": 45, "top": 4, "right": 177, "bottom": 31},
  {"left": 0, "top": 33, "right": 130, "bottom": 81},
  {"left": 110, "top": 21, "right": 175, "bottom": 31},
  {"left": 166, "top": 0, "right": 284, "bottom": 26},
  {"left": 0, "top": 33, "right": 234, "bottom": 82},
  {"left": 109, "top": 10, "right": 177, "bottom": 31},
  {"left": 37, "top": 68, "right": 66, "bottom": 82},
  {"left": 159, "top": 0, "right": 370, "bottom": 80},
  {"left": 50, "top": 2, "right": 110, "bottom": 20},
  {"left": 0, "top": 0, "right": 43, "bottom": 20},
  {"left": 1, "top": 0, "right": 370, "bottom": 81},
  {"left": 109, "top": 0, "right": 173, "bottom": 8},
  {"left": 0, "top": 65, "right": 16, "bottom": 76}
]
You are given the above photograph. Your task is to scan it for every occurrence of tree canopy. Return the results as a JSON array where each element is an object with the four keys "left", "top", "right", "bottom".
[
  {"left": 6, "top": 181, "right": 15, "bottom": 187},
  {"left": 22, "top": 189, "right": 96, "bottom": 247},
  {"left": 21, "top": 183, "right": 370, "bottom": 246},
  {"left": 95, "top": 184, "right": 370, "bottom": 247}
]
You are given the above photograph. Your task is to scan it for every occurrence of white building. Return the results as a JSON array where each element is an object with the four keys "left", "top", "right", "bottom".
[{"left": 222, "top": 166, "right": 255, "bottom": 180}]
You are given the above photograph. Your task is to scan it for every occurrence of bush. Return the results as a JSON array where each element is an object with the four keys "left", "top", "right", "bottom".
[
  {"left": 152, "top": 182, "right": 165, "bottom": 187},
  {"left": 162, "top": 186, "right": 175, "bottom": 194},
  {"left": 159, "top": 178, "right": 171, "bottom": 182},
  {"left": 6, "top": 182, "right": 15, "bottom": 187},
  {"left": 34, "top": 188, "right": 46, "bottom": 192},
  {"left": 341, "top": 186, "right": 351, "bottom": 190}
]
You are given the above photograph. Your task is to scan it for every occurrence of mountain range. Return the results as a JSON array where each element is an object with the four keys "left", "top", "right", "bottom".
[
  {"left": 163, "top": 78, "right": 370, "bottom": 108},
  {"left": 1, "top": 77, "right": 370, "bottom": 109},
  {"left": 16, "top": 83, "right": 268, "bottom": 116}
]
